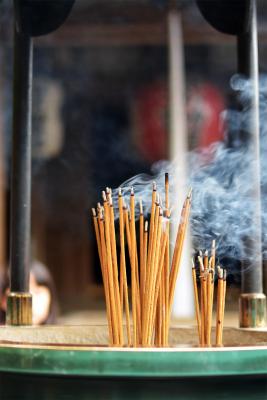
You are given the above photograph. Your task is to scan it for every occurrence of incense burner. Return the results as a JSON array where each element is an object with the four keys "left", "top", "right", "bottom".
[{"left": 0, "top": 325, "right": 266, "bottom": 399}]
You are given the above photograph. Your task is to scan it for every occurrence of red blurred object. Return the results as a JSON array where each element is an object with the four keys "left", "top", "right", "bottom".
[
  {"left": 133, "top": 81, "right": 167, "bottom": 162},
  {"left": 133, "top": 81, "right": 225, "bottom": 162},
  {"left": 187, "top": 83, "right": 225, "bottom": 149}
]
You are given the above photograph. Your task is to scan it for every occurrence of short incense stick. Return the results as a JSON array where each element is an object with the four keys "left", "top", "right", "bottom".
[
  {"left": 192, "top": 249, "right": 227, "bottom": 348},
  {"left": 216, "top": 266, "right": 224, "bottom": 347},
  {"left": 199, "top": 255, "right": 206, "bottom": 347},
  {"left": 222, "top": 270, "right": 227, "bottom": 338},
  {"left": 192, "top": 258, "right": 201, "bottom": 344}
]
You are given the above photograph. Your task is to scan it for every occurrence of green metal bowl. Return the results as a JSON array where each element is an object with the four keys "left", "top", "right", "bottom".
[{"left": 0, "top": 326, "right": 266, "bottom": 399}]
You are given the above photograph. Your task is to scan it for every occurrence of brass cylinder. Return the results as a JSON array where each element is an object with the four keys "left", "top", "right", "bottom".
[
  {"left": 6, "top": 292, "right": 32, "bottom": 326},
  {"left": 239, "top": 293, "right": 266, "bottom": 328}
]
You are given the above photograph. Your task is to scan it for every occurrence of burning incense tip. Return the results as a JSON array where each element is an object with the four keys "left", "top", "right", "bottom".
[
  {"left": 152, "top": 181, "right": 157, "bottom": 191},
  {"left": 144, "top": 220, "right": 148, "bottom": 231},
  {"left": 106, "top": 187, "right": 110, "bottom": 194},
  {"left": 165, "top": 172, "right": 169, "bottom": 184},
  {"left": 118, "top": 187, "right": 122, "bottom": 196},
  {"left": 212, "top": 239, "right": 216, "bottom": 249},
  {"left": 102, "top": 191, "right": 107, "bottom": 202},
  {"left": 139, "top": 199, "right": 143, "bottom": 214},
  {"left": 217, "top": 266, "right": 223, "bottom": 279},
  {"left": 191, "top": 258, "right": 195, "bottom": 269},
  {"left": 198, "top": 256, "right": 204, "bottom": 271},
  {"left": 92, "top": 208, "right": 96, "bottom": 217},
  {"left": 223, "top": 270, "right": 227, "bottom": 280},
  {"left": 130, "top": 186, "right": 134, "bottom": 196},
  {"left": 204, "top": 250, "right": 208, "bottom": 257},
  {"left": 109, "top": 196, "right": 113, "bottom": 206}
]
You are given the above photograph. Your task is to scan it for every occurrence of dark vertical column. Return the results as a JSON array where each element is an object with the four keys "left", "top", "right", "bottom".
[
  {"left": 10, "top": 26, "right": 32, "bottom": 293},
  {"left": 238, "top": 0, "right": 266, "bottom": 328},
  {"left": 237, "top": 0, "right": 263, "bottom": 294}
]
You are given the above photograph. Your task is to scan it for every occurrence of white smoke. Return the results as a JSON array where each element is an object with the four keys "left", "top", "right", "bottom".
[{"left": 106, "top": 74, "right": 267, "bottom": 268}]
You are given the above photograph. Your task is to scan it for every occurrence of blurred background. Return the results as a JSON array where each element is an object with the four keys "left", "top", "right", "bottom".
[{"left": 0, "top": 0, "right": 267, "bottom": 324}]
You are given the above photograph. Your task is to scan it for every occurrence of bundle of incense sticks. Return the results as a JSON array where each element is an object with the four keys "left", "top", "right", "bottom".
[
  {"left": 92, "top": 174, "right": 192, "bottom": 347},
  {"left": 192, "top": 243, "right": 227, "bottom": 347}
]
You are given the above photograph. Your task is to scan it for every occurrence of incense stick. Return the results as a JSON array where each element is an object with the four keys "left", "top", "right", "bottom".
[
  {"left": 118, "top": 188, "right": 131, "bottom": 346},
  {"left": 108, "top": 194, "right": 123, "bottom": 345},
  {"left": 216, "top": 266, "right": 224, "bottom": 347},
  {"left": 102, "top": 192, "right": 120, "bottom": 345},
  {"left": 192, "top": 258, "right": 201, "bottom": 344}
]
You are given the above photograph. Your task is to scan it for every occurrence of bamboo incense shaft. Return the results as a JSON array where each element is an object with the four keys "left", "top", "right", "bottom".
[
  {"left": 108, "top": 195, "right": 124, "bottom": 345},
  {"left": 148, "top": 222, "right": 169, "bottom": 345},
  {"left": 164, "top": 174, "right": 170, "bottom": 346},
  {"left": 92, "top": 208, "right": 113, "bottom": 345},
  {"left": 145, "top": 183, "right": 157, "bottom": 297},
  {"left": 98, "top": 213, "right": 114, "bottom": 346},
  {"left": 102, "top": 193, "right": 120, "bottom": 345},
  {"left": 129, "top": 189, "right": 142, "bottom": 345},
  {"left": 143, "top": 221, "right": 148, "bottom": 323},
  {"left": 139, "top": 200, "right": 144, "bottom": 314},
  {"left": 199, "top": 261, "right": 206, "bottom": 347},
  {"left": 142, "top": 202, "right": 160, "bottom": 344},
  {"left": 216, "top": 267, "right": 224, "bottom": 347},
  {"left": 204, "top": 250, "right": 208, "bottom": 270},
  {"left": 219, "top": 270, "right": 227, "bottom": 345},
  {"left": 192, "top": 261, "right": 201, "bottom": 343},
  {"left": 203, "top": 250, "right": 209, "bottom": 338},
  {"left": 129, "top": 188, "right": 138, "bottom": 346},
  {"left": 147, "top": 209, "right": 163, "bottom": 344},
  {"left": 124, "top": 205, "right": 131, "bottom": 257},
  {"left": 92, "top": 208, "right": 102, "bottom": 266},
  {"left": 206, "top": 270, "right": 212, "bottom": 347},
  {"left": 125, "top": 204, "right": 142, "bottom": 337},
  {"left": 163, "top": 236, "right": 170, "bottom": 345},
  {"left": 159, "top": 277, "right": 164, "bottom": 346},
  {"left": 210, "top": 241, "right": 216, "bottom": 334},
  {"left": 118, "top": 189, "right": 131, "bottom": 346}
]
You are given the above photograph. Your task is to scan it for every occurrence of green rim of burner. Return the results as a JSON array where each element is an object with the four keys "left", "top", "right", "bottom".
[
  {"left": 239, "top": 293, "right": 266, "bottom": 328},
  {"left": 0, "top": 346, "right": 267, "bottom": 377}
]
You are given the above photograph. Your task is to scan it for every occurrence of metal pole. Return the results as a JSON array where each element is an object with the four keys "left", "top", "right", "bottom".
[
  {"left": 6, "top": 25, "right": 33, "bottom": 325},
  {"left": 238, "top": 0, "right": 266, "bottom": 327}
]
